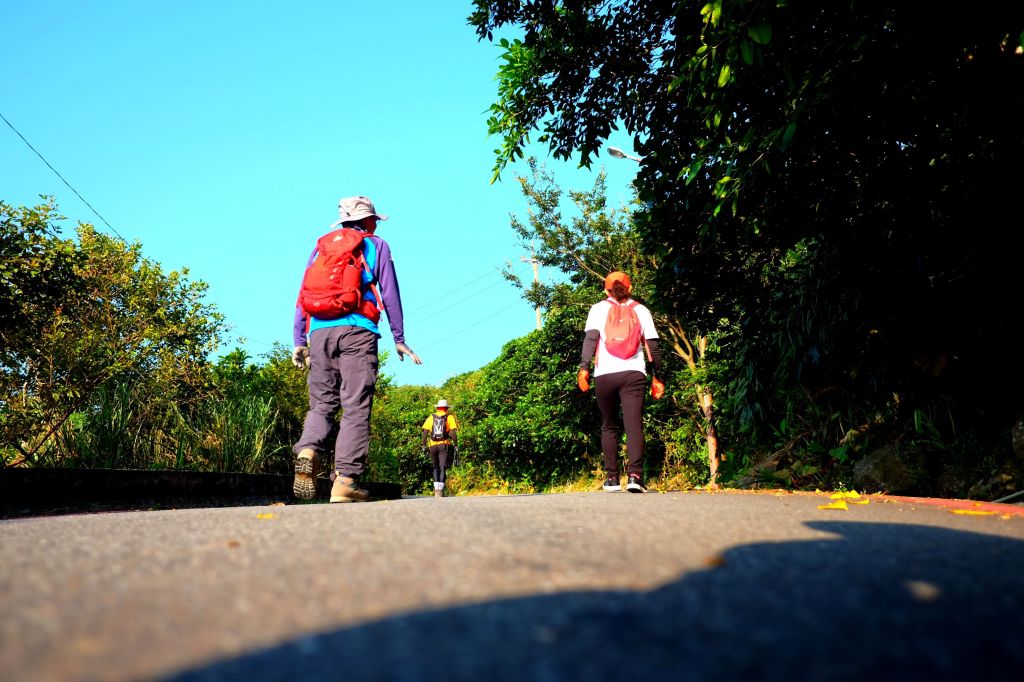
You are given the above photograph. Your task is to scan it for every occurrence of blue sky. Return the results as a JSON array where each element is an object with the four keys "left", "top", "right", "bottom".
[{"left": 1, "top": 1, "right": 642, "bottom": 387}]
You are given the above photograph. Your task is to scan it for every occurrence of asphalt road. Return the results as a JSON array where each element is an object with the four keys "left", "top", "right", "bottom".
[{"left": 2, "top": 490, "right": 1023, "bottom": 681}]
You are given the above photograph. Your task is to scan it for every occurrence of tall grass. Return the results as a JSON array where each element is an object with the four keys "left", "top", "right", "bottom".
[
  {"left": 42, "top": 380, "right": 286, "bottom": 473},
  {"left": 197, "top": 395, "right": 280, "bottom": 473},
  {"left": 53, "top": 382, "right": 148, "bottom": 469}
]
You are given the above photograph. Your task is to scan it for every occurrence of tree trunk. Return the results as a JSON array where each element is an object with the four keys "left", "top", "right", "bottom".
[
  {"left": 666, "top": 320, "right": 721, "bottom": 488},
  {"left": 700, "top": 387, "right": 720, "bottom": 490}
]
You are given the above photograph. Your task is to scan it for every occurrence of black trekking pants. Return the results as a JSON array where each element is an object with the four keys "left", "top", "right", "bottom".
[
  {"left": 595, "top": 370, "right": 647, "bottom": 477},
  {"left": 428, "top": 444, "right": 450, "bottom": 483}
]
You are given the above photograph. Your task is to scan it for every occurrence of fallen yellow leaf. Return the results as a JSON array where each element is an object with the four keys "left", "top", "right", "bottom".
[
  {"left": 818, "top": 500, "right": 849, "bottom": 511},
  {"left": 256, "top": 513, "right": 276, "bottom": 520},
  {"left": 829, "top": 491, "right": 862, "bottom": 500},
  {"left": 848, "top": 499, "right": 870, "bottom": 505},
  {"left": 951, "top": 509, "right": 995, "bottom": 516}
]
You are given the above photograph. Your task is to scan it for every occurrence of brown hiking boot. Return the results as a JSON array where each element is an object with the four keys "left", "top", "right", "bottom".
[
  {"left": 293, "top": 448, "right": 318, "bottom": 500},
  {"left": 330, "top": 475, "right": 370, "bottom": 503}
]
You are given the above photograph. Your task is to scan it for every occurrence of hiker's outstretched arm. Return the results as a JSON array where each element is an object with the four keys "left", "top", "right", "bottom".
[
  {"left": 293, "top": 306, "right": 308, "bottom": 348},
  {"left": 293, "top": 247, "right": 318, "bottom": 347},
  {"left": 579, "top": 329, "right": 599, "bottom": 368}
]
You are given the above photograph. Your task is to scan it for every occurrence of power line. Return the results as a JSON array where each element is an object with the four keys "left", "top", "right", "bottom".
[
  {"left": 402, "top": 266, "right": 508, "bottom": 332},
  {"left": 425, "top": 267, "right": 503, "bottom": 303},
  {"left": 0, "top": 110, "right": 126, "bottom": 242},
  {"left": 406, "top": 278, "right": 508, "bottom": 324},
  {"left": 232, "top": 335, "right": 280, "bottom": 350},
  {"left": 417, "top": 299, "right": 529, "bottom": 352}
]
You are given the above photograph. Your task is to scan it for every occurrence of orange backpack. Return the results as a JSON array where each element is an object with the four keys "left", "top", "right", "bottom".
[
  {"left": 602, "top": 299, "right": 651, "bottom": 361},
  {"left": 298, "top": 228, "right": 382, "bottom": 323}
]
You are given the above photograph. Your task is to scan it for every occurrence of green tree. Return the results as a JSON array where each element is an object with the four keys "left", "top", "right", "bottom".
[
  {"left": 0, "top": 199, "right": 81, "bottom": 343},
  {"left": 1, "top": 203, "right": 224, "bottom": 466},
  {"left": 212, "top": 345, "right": 308, "bottom": 465},
  {"left": 1, "top": 200, "right": 83, "bottom": 456},
  {"left": 472, "top": 1, "right": 1024, "bottom": 493},
  {"left": 501, "top": 159, "right": 646, "bottom": 308},
  {"left": 451, "top": 302, "right": 709, "bottom": 489},
  {"left": 504, "top": 159, "right": 724, "bottom": 484},
  {"left": 462, "top": 305, "right": 601, "bottom": 486},
  {"left": 369, "top": 379, "right": 438, "bottom": 494}
]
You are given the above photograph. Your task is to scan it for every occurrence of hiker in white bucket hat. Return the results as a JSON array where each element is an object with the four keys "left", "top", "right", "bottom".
[
  {"left": 291, "top": 195, "right": 422, "bottom": 503},
  {"left": 421, "top": 399, "right": 459, "bottom": 498}
]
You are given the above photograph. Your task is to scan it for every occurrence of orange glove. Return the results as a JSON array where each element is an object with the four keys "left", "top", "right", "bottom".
[
  {"left": 577, "top": 368, "right": 590, "bottom": 392},
  {"left": 651, "top": 376, "right": 665, "bottom": 400}
]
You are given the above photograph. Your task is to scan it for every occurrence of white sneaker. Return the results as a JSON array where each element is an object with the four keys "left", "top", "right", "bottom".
[{"left": 603, "top": 476, "right": 621, "bottom": 492}]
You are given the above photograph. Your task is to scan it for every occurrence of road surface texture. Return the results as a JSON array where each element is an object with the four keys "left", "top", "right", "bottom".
[{"left": 2, "top": 490, "right": 1022, "bottom": 681}]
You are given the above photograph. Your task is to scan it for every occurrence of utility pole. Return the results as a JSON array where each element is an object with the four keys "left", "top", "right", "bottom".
[{"left": 521, "top": 245, "right": 542, "bottom": 330}]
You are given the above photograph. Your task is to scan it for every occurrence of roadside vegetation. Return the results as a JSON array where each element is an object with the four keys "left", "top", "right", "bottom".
[{"left": 4, "top": 2, "right": 1023, "bottom": 501}]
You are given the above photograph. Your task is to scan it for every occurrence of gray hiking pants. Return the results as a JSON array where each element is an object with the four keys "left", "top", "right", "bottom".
[{"left": 294, "top": 326, "right": 378, "bottom": 478}]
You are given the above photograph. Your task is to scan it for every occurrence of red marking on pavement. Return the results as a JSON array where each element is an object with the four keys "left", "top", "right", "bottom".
[
  {"left": 717, "top": 489, "right": 1024, "bottom": 517},
  {"left": 878, "top": 495, "right": 1024, "bottom": 517}
]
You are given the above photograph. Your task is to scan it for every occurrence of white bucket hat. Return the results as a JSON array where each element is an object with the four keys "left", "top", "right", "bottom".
[
  {"left": 436, "top": 399, "right": 448, "bottom": 408},
  {"left": 338, "top": 196, "right": 389, "bottom": 224}
]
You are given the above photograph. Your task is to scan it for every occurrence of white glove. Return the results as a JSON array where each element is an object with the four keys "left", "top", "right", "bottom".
[
  {"left": 292, "top": 346, "right": 310, "bottom": 369},
  {"left": 395, "top": 342, "right": 422, "bottom": 365}
]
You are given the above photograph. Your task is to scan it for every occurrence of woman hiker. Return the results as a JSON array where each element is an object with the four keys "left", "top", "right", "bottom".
[{"left": 577, "top": 271, "right": 664, "bottom": 492}]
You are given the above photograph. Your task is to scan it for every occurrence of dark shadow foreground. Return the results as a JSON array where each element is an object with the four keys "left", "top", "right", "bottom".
[
  {"left": 0, "top": 468, "right": 400, "bottom": 517},
  {"left": 165, "top": 521, "right": 1023, "bottom": 681}
]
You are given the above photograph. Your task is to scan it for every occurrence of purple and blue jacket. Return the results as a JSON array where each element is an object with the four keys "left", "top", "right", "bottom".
[{"left": 293, "top": 231, "right": 406, "bottom": 347}]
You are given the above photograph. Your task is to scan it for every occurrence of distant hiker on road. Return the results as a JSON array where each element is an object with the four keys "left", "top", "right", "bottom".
[
  {"left": 292, "top": 195, "right": 422, "bottom": 503},
  {"left": 422, "top": 399, "right": 458, "bottom": 498},
  {"left": 578, "top": 271, "right": 663, "bottom": 493}
]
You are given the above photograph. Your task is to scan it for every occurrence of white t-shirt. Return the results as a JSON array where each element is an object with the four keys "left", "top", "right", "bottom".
[{"left": 585, "top": 298, "right": 659, "bottom": 377}]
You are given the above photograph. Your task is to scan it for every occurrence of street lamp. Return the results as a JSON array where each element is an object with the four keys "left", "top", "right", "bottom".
[{"left": 607, "top": 146, "right": 643, "bottom": 162}]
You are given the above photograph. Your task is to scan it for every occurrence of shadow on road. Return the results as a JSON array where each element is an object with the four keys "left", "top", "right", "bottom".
[{"left": 165, "top": 521, "right": 1024, "bottom": 681}]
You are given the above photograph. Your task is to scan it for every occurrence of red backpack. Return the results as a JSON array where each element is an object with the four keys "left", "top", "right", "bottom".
[
  {"left": 298, "top": 228, "right": 381, "bottom": 323},
  {"left": 602, "top": 299, "right": 650, "bottom": 360}
]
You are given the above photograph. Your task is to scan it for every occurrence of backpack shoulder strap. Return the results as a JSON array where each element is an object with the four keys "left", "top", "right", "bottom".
[
  {"left": 632, "top": 301, "right": 653, "bottom": 361},
  {"left": 357, "top": 237, "right": 385, "bottom": 316}
]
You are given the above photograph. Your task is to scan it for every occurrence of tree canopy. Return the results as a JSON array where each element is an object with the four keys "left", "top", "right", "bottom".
[
  {"left": 471, "top": 0, "right": 1024, "bottom": 491},
  {"left": 1, "top": 200, "right": 224, "bottom": 465}
]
